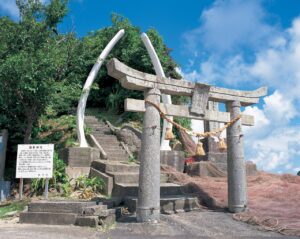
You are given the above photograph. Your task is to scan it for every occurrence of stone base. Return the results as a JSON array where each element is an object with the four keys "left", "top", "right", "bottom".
[
  {"left": 186, "top": 161, "right": 226, "bottom": 177},
  {"left": 0, "top": 181, "right": 10, "bottom": 201},
  {"left": 186, "top": 161, "right": 257, "bottom": 177},
  {"left": 160, "top": 151, "right": 185, "bottom": 172},
  {"left": 59, "top": 147, "right": 100, "bottom": 167},
  {"left": 125, "top": 195, "right": 200, "bottom": 214}
]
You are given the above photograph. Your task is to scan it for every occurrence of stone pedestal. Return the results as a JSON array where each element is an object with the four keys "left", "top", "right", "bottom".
[
  {"left": 59, "top": 147, "right": 100, "bottom": 178},
  {"left": 160, "top": 151, "right": 185, "bottom": 172},
  {"left": 203, "top": 138, "right": 227, "bottom": 172}
]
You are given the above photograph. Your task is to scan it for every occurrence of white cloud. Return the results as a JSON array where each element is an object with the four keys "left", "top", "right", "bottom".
[
  {"left": 246, "top": 126, "right": 300, "bottom": 171},
  {"left": 263, "top": 91, "right": 297, "bottom": 123},
  {"left": 0, "top": 0, "right": 50, "bottom": 19},
  {"left": 182, "top": 1, "right": 300, "bottom": 173},
  {"left": 183, "top": 0, "right": 278, "bottom": 53},
  {"left": 0, "top": 0, "right": 19, "bottom": 18}
]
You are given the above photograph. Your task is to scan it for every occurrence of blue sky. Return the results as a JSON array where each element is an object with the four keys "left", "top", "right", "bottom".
[{"left": 1, "top": 0, "right": 300, "bottom": 174}]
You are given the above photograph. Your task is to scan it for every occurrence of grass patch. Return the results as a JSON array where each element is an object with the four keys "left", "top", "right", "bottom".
[{"left": 0, "top": 201, "right": 28, "bottom": 219}]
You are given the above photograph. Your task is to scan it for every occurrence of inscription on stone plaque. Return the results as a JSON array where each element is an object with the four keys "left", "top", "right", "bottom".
[{"left": 16, "top": 144, "right": 54, "bottom": 178}]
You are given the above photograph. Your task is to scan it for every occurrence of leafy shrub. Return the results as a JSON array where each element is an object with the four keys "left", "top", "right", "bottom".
[
  {"left": 75, "top": 175, "right": 105, "bottom": 192},
  {"left": 31, "top": 152, "right": 71, "bottom": 196}
]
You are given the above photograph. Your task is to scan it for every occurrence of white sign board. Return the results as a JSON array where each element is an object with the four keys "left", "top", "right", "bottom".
[{"left": 16, "top": 144, "right": 54, "bottom": 179}]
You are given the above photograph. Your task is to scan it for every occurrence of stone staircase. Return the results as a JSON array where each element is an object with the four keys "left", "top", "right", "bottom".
[
  {"left": 85, "top": 116, "right": 200, "bottom": 214},
  {"left": 20, "top": 201, "right": 116, "bottom": 227},
  {"left": 20, "top": 116, "right": 200, "bottom": 227}
]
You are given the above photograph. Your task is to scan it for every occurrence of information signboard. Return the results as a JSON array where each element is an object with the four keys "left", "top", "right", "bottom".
[{"left": 16, "top": 144, "right": 54, "bottom": 179}]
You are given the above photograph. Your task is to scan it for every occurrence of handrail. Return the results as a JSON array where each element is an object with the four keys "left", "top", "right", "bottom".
[{"left": 86, "top": 134, "right": 108, "bottom": 159}]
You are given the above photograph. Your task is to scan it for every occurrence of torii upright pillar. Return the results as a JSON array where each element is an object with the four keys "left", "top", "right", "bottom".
[
  {"left": 136, "top": 88, "right": 161, "bottom": 222},
  {"left": 227, "top": 101, "right": 247, "bottom": 212}
]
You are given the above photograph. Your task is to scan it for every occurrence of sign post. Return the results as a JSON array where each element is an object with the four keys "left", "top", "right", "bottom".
[
  {"left": 44, "top": 178, "right": 49, "bottom": 199},
  {"left": 16, "top": 144, "right": 54, "bottom": 200}
]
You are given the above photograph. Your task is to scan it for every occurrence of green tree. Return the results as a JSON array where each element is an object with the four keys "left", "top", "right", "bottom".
[{"left": 0, "top": 0, "right": 82, "bottom": 144}]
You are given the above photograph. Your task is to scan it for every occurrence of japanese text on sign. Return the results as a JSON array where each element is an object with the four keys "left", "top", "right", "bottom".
[{"left": 16, "top": 144, "right": 54, "bottom": 178}]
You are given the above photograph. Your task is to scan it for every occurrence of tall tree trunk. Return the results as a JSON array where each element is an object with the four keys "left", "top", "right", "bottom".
[
  {"left": 23, "top": 109, "right": 36, "bottom": 144},
  {"left": 24, "top": 118, "right": 33, "bottom": 144}
]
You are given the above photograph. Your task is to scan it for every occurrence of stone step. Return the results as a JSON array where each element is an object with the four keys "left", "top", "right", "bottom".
[
  {"left": 107, "top": 155, "right": 129, "bottom": 161},
  {"left": 97, "top": 137, "right": 119, "bottom": 141},
  {"left": 84, "top": 117, "right": 99, "bottom": 121},
  {"left": 107, "top": 156, "right": 129, "bottom": 162},
  {"left": 85, "top": 120, "right": 100, "bottom": 125},
  {"left": 101, "top": 146, "right": 124, "bottom": 151},
  {"left": 28, "top": 201, "right": 97, "bottom": 214},
  {"left": 81, "top": 205, "right": 111, "bottom": 216},
  {"left": 92, "top": 131, "right": 117, "bottom": 139},
  {"left": 20, "top": 210, "right": 116, "bottom": 227},
  {"left": 91, "top": 129, "right": 110, "bottom": 132},
  {"left": 91, "top": 160, "right": 139, "bottom": 173},
  {"left": 91, "top": 126, "right": 111, "bottom": 130},
  {"left": 92, "top": 132, "right": 113, "bottom": 136},
  {"left": 107, "top": 172, "right": 169, "bottom": 184},
  {"left": 106, "top": 153, "right": 128, "bottom": 159},
  {"left": 124, "top": 195, "right": 200, "bottom": 214},
  {"left": 89, "top": 126, "right": 109, "bottom": 131},
  {"left": 89, "top": 168, "right": 114, "bottom": 196},
  {"left": 85, "top": 116, "right": 98, "bottom": 119},
  {"left": 95, "top": 139, "right": 120, "bottom": 145},
  {"left": 76, "top": 209, "right": 116, "bottom": 227},
  {"left": 106, "top": 150, "right": 128, "bottom": 156},
  {"left": 20, "top": 212, "right": 77, "bottom": 225},
  {"left": 112, "top": 183, "right": 184, "bottom": 198},
  {"left": 75, "top": 215, "right": 99, "bottom": 227}
]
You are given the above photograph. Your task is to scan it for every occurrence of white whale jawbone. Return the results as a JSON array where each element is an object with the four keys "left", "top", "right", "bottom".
[
  {"left": 141, "top": 33, "right": 172, "bottom": 151},
  {"left": 76, "top": 29, "right": 125, "bottom": 147}
]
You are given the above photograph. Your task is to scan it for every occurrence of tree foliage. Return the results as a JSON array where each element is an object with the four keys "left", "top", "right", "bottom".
[
  {"left": 0, "top": 0, "right": 82, "bottom": 145},
  {"left": 0, "top": 2, "right": 189, "bottom": 173}
]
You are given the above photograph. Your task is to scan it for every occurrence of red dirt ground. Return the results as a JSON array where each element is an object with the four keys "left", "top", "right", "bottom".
[{"left": 162, "top": 166, "right": 300, "bottom": 236}]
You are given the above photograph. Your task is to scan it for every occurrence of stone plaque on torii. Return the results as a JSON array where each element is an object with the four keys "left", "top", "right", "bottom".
[{"left": 107, "top": 58, "right": 267, "bottom": 222}]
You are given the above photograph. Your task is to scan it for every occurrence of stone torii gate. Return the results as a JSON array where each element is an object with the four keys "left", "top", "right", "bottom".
[{"left": 107, "top": 58, "right": 267, "bottom": 222}]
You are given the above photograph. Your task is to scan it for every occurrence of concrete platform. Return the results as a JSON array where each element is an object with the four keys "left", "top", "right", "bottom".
[{"left": 20, "top": 200, "right": 115, "bottom": 227}]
